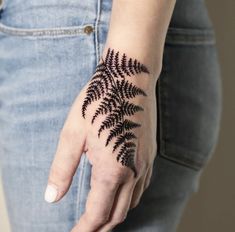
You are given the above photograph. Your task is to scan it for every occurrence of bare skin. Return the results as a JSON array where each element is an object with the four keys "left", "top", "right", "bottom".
[{"left": 44, "top": 0, "right": 176, "bottom": 231}]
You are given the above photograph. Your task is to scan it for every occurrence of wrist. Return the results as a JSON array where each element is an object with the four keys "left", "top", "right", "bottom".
[
  {"left": 101, "top": 44, "right": 162, "bottom": 80},
  {"left": 98, "top": 46, "right": 159, "bottom": 95},
  {"left": 100, "top": 0, "right": 176, "bottom": 77}
]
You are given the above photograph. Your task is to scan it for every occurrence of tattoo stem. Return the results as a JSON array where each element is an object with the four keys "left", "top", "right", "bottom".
[{"left": 101, "top": 56, "right": 137, "bottom": 177}]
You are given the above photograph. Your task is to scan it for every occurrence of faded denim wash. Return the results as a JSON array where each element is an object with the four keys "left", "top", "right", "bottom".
[{"left": 0, "top": 0, "right": 222, "bottom": 231}]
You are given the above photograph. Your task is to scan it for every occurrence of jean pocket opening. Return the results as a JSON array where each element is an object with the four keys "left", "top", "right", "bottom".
[{"left": 0, "top": 21, "right": 95, "bottom": 38}]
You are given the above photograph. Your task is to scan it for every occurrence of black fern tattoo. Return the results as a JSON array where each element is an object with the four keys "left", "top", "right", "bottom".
[{"left": 82, "top": 48, "right": 150, "bottom": 177}]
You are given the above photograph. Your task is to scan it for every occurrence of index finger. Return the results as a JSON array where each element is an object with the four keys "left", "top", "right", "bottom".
[{"left": 71, "top": 168, "right": 120, "bottom": 232}]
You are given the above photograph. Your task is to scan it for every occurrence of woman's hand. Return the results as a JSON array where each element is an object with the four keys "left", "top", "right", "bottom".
[
  {"left": 44, "top": 0, "right": 176, "bottom": 229},
  {"left": 44, "top": 47, "right": 159, "bottom": 232}
]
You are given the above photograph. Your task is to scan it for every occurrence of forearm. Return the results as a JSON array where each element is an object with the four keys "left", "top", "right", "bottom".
[{"left": 102, "top": 0, "right": 176, "bottom": 77}]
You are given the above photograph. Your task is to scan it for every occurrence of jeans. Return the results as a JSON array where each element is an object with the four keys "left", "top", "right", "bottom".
[{"left": 0, "top": 0, "right": 222, "bottom": 231}]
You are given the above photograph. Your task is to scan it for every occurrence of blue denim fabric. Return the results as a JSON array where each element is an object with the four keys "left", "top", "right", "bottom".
[{"left": 0, "top": 0, "right": 222, "bottom": 232}]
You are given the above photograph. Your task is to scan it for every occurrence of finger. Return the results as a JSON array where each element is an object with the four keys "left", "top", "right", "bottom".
[
  {"left": 143, "top": 165, "right": 153, "bottom": 190},
  {"left": 97, "top": 181, "right": 136, "bottom": 232},
  {"left": 45, "top": 100, "right": 87, "bottom": 203},
  {"left": 129, "top": 169, "right": 149, "bottom": 209},
  {"left": 71, "top": 169, "right": 120, "bottom": 232}
]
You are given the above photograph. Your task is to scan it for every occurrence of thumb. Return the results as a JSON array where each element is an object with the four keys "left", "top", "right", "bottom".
[
  {"left": 44, "top": 98, "right": 87, "bottom": 203},
  {"left": 44, "top": 128, "right": 86, "bottom": 203}
]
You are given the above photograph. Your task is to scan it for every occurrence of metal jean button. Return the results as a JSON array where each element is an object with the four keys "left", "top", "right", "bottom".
[{"left": 83, "top": 25, "right": 94, "bottom": 35}]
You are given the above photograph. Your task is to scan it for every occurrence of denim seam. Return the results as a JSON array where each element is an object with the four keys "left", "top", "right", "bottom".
[
  {"left": 75, "top": 154, "right": 86, "bottom": 221},
  {"left": 80, "top": 155, "right": 90, "bottom": 215},
  {"left": 94, "top": 0, "right": 102, "bottom": 65},
  {"left": 74, "top": 0, "right": 102, "bottom": 221}
]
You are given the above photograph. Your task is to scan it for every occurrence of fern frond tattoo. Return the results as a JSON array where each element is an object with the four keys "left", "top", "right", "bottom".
[{"left": 82, "top": 48, "right": 150, "bottom": 177}]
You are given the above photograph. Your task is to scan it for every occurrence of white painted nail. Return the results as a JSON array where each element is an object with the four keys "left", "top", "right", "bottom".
[{"left": 44, "top": 184, "right": 58, "bottom": 203}]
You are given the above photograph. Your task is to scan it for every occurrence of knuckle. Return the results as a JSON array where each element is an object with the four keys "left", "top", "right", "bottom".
[
  {"left": 113, "top": 166, "right": 134, "bottom": 181},
  {"left": 111, "top": 168, "right": 126, "bottom": 181},
  {"left": 101, "top": 176, "right": 121, "bottom": 187},
  {"left": 93, "top": 171, "right": 123, "bottom": 187}
]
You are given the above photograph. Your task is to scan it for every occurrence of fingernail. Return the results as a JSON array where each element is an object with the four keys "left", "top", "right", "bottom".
[{"left": 44, "top": 184, "right": 58, "bottom": 203}]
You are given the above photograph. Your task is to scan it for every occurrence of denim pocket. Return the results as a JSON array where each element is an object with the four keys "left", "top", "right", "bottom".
[
  {"left": 156, "top": 27, "right": 222, "bottom": 171},
  {"left": 0, "top": 0, "right": 97, "bottom": 39}
]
